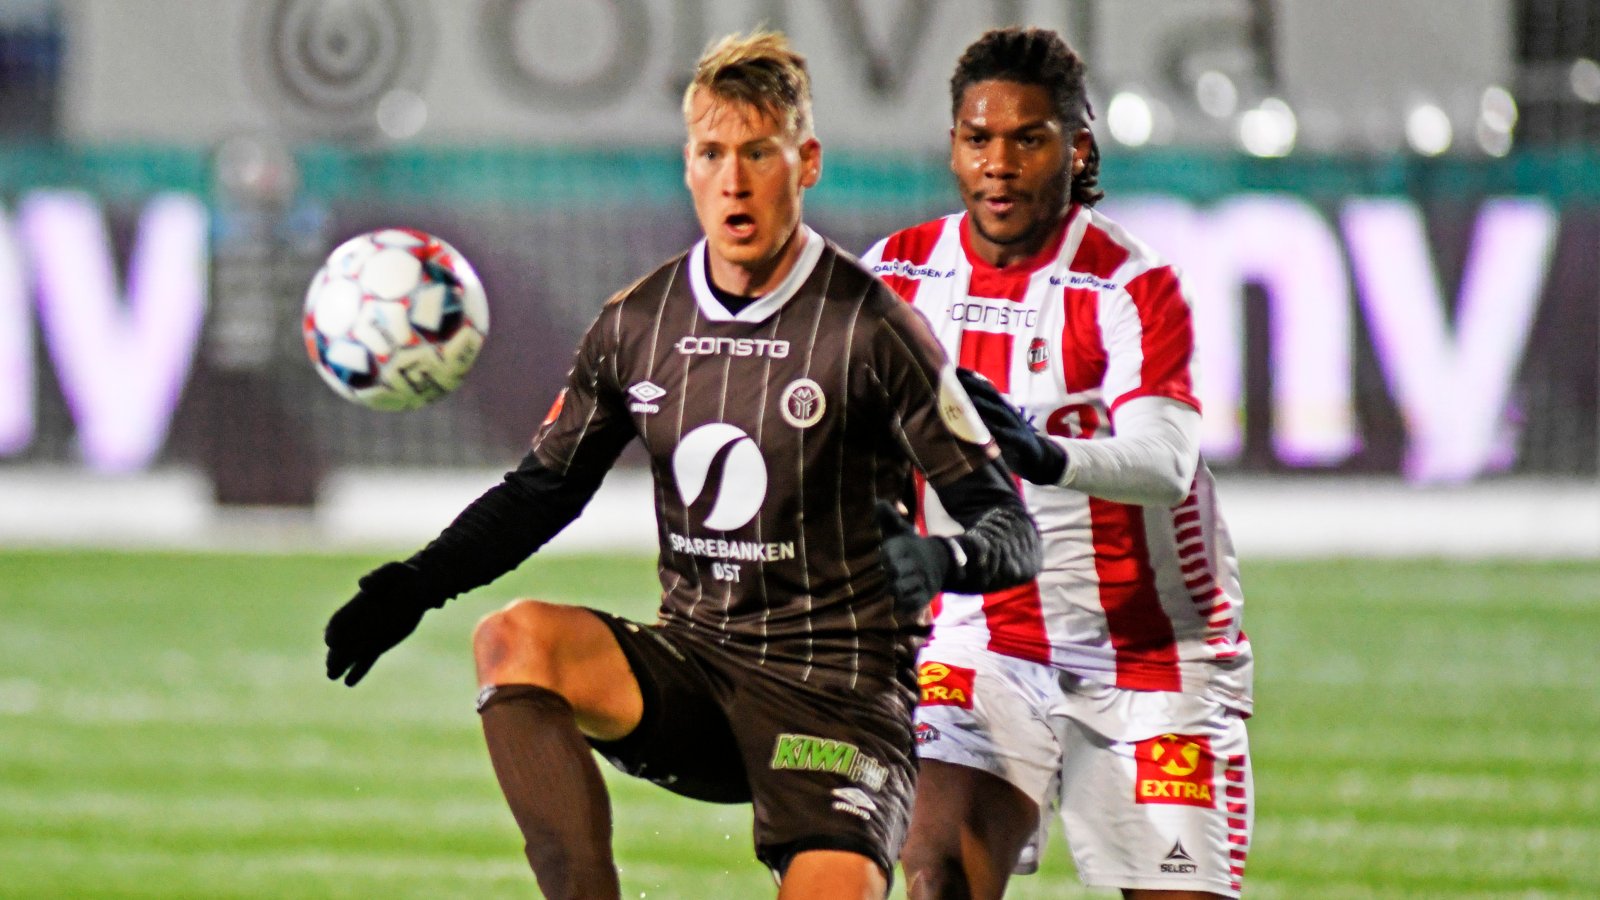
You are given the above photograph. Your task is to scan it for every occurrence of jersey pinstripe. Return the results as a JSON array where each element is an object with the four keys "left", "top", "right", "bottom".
[
  {"left": 532, "top": 227, "right": 995, "bottom": 691},
  {"left": 864, "top": 210, "right": 1253, "bottom": 712}
]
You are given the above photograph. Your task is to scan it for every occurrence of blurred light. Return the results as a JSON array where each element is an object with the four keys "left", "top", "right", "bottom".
[
  {"left": 1570, "top": 57, "right": 1600, "bottom": 104},
  {"left": 1477, "top": 120, "right": 1513, "bottom": 157},
  {"left": 376, "top": 89, "right": 428, "bottom": 140},
  {"left": 1238, "top": 98, "right": 1296, "bottom": 158},
  {"left": 1107, "top": 91, "right": 1154, "bottom": 147},
  {"left": 1195, "top": 70, "right": 1238, "bottom": 119},
  {"left": 1479, "top": 85, "right": 1518, "bottom": 133},
  {"left": 1405, "top": 104, "right": 1452, "bottom": 156}
]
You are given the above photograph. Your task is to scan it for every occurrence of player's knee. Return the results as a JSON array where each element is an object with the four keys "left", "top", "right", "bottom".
[
  {"left": 900, "top": 834, "right": 965, "bottom": 900},
  {"left": 473, "top": 599, "right": 565, "bottom": 687}
]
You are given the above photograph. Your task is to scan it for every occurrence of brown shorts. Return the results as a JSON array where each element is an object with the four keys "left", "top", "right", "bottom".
[{"left": 586, "top": 610, "right": 916, "bottom": 879}]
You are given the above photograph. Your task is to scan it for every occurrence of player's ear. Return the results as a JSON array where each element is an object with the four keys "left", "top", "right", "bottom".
[
  {"left": 799, "top": 137, "right": 822, "bottom": 189},
  {"left": 948, "top": 126, "right": 959, "bottom": 174},
  {"left": 1071, "top": 128, "right": 1093, "bottom": 172},
  {"left": 683, "top": 142, "right": 693, "bottom": 190}
]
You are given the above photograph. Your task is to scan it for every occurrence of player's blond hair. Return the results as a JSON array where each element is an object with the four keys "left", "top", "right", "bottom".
[{"left": 682, "top": 30, "right": 814, "bottom": 139}]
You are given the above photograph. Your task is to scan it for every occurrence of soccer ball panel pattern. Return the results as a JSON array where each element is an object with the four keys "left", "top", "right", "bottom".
[{"left": 302, "top": 228, "right": 488, "bottom": 410}]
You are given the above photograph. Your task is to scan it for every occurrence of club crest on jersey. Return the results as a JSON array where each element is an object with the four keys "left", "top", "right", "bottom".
[
  {"left": 780, "top": 378, "right": 826, "bottom": 428},
  {"left": 1027, "top": 338, "right": 1050, "bottom": 373},
  {"left": 628, "top": 380, "right": 666, "bottom": 414},
  {"left": 1134, "top": 734, "right": 1217, "bottom": 808},
  {"left": 917, "top": 661, "right": 975, "bottom": 708}
]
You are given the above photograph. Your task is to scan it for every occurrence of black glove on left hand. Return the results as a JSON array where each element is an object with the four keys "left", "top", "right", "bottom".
[
  {"left": 956, "top": 368, "right": 1067, "bottom": 485},
  {"left": 324, "top": 561, "right": 440, "bottom": 687},
  {"left": 875, "top": 501, "right": 954, "bottom": 616}
]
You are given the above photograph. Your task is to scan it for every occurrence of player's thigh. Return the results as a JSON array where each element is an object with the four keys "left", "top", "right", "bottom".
[
  {"left": 779, "top": 848, "right": 887, "bottom": 900},
  {"left": 1056, "top": 707, "right": 1253, "bottom": 899},
  {"left": 473, "top": 599, "right": 642, "bottom": 740},
  {"left": 585, "top": 617, "right": 752, "bottom": 804},
  {"left": 912, "top": 645, "right": 1063, "bottom": 809},
  {"left": 903, "top": 759, "right": 1039, "bottom": 900},
  {"left": 726, "top": 670, "right": 917, "bottom": 884}
]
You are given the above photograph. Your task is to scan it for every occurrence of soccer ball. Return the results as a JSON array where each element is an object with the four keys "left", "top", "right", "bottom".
[{"left": 302, "top": 229, "right": 489, "bottom": 411}]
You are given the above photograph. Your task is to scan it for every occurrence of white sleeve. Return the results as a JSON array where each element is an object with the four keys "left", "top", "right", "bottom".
[{"left": 1050, "top": 396, "right": 1200, "bottom": 507}]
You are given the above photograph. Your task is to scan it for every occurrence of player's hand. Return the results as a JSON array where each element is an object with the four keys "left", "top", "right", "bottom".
[
  {"left": 956, "top": 368, "right": 1067, "bottom": 485},
  {"left": 323, "top": 561, "right": 437, "bottom": 687},
  {"left": 875, "top": 501, "right": 953, "bottom": 616}
]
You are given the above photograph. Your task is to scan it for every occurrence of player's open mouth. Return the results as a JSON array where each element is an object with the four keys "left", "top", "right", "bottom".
[
  {"left": 724, "top": 213, "right": 756, "bottom": 238},
  {"left": 983, "top": 196, "right": 1018, "bottom": 215}
]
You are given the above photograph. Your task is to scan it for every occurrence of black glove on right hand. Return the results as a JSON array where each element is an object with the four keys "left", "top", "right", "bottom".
[
  {"left": 956, "top": 368, "right": 1067, "bottom": 485},
  {"left": 323, "top": 561, "right": 439, "bottom": 687},
  {"left": 875, "top": 501, "right": 954, "bottom": 617}
]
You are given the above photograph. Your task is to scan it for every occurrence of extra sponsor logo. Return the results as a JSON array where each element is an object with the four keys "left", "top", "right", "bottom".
[
  {"left": 671, "top": 423, "right": 766, "bottom": 531},
  {"left": 1134, "top": 734, "right": 1217, "bottom": 808},
  {"left": 936, "top": 365, "right": 993, "bottom": 446},
  {"left": 675, "top": 336, "right": 790, "bottom": 358},
  {"left": 1049, "top": 271, "right": 1121, "bottom": 291},
  {"left": 770, "top": 733, "right": 889, "bottom": 791},
  {"left": 1027, "top": 338, "right": 1050, "bottom": 373},
  {"left": 872, "top": 260, "right": 956, "bottom": 280},
  {"left": 914, "top": 721, "right": 941, "bottom": 746},
  {"left": 948, "top": 299, "right": 1039, "bottom": 333},
  {"left": 830, "top": 786, "right": 878, "bottom": 821},
  {"left": 779, "top": 378, "right": 826, "bottom": 428},
  {"left": 917, "top": 661, "right": 975, "bottom": 709},
  {"left": 1160, "top": 839, "right": 1198, "bottom": 874},
  {"left": 627, "top": 380, "right": 666, "bottom": 414}
]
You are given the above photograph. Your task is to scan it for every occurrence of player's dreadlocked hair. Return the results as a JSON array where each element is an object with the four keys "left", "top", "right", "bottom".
[
  {"left": 684, "top": 30, "right": 814, "bottom": 140},
  {"left": 951, "top": 27, "right": 1104, "bottom": 207}
]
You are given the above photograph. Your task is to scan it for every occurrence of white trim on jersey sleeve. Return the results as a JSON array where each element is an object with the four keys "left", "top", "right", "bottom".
[
  {"left": 1051, "top": 396, "right": 1200, "bottom": 507},
  {"left": 687, "top": 225, "right": 824, "bottom": 323}
]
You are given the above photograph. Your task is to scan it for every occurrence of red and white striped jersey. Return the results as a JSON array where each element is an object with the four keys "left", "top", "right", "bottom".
[{"left": 863, "top": 208, "right": 1253, "bottom": 712}]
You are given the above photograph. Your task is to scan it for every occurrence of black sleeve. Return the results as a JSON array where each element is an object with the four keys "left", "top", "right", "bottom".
[
  {"left": 402, "top": 447, "right": 621, "bottom": 603},
  {"left": 928, "top": 459, "right": 1042, "bottom": 594}
]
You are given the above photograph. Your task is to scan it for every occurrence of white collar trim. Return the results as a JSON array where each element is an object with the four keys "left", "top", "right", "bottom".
[{"left": 688, "top": 225, "right": 824, "bottom": 323}]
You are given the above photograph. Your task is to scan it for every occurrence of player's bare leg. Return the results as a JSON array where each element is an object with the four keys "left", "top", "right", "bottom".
[
  {"left": 779, "top": 849, "right": 888, "bottom": 900},
  {"left": 473, "top": 600, "right": 644, "bottom": 900},
  {"left": 901, "top": 760, "right": 1039, "bottom": 900}
]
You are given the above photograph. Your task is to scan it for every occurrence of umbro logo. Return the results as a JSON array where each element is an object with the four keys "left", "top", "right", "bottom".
[
  {"left": 628, "top": 381, "right": 666, "bottom": 414},
  {"left": 1159, "top": 838, "right": 1198, "bottom": 874},
  {"left": 831, "top": 786, "right": 877, "bottom": 821}
]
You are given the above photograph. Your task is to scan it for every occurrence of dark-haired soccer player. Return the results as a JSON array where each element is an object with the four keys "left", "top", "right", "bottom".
[
  {"left": 321, "top": 30, "right": 1041, "bottom": 900},
  {"left": 864, "top": 27, "right": 1254, "bottom": 900}
]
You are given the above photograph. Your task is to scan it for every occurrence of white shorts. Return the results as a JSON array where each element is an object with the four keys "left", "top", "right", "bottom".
[{"left": 913, "top": 643, "right": 1254, "bottom": 898}]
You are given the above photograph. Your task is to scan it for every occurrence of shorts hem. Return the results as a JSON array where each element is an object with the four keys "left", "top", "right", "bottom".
[
  {"left": 760, "top": 834, "right": 895, "bottom": 885},
  {"left": 1080, "top": 871, "right": 1241, "bottom": 899}
]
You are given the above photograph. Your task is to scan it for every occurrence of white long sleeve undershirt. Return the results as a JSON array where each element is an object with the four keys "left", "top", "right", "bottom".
[{"left": 1049, "top": 396, "right": 1201, "bottom": 507}]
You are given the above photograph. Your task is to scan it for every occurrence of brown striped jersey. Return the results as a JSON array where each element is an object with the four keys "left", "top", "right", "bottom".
[{"left": 531, "top": 227, "right": 999, "bottom": 689}]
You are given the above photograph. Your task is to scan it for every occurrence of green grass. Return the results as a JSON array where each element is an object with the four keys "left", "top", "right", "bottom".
[{"left": 2, "top": 552, "right": 1597, "bottom": 898}]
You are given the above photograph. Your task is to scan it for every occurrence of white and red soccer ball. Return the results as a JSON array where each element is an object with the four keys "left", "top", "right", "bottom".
[{"left": 302, "top": 229, "right": 489, "bottom": 411}]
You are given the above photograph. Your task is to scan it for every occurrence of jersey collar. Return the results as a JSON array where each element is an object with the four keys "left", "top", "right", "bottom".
[
  {"left": 957, "top": 204, "right": 1080, "bottom": 275},
  {"left": 688, "top": 225, "right": 824, "bottom": 323}
]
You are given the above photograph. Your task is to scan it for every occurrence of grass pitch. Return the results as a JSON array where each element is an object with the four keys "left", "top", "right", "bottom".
[{"left": 1, "top": 551, "right": 1596, "bottom": 898}]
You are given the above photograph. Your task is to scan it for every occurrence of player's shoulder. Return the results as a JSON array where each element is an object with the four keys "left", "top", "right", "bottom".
[
  {"left": 1073, "top": 205, "right": 1171, "bottom": 283},
  {"left": 865, "top": 214, "right": 960, "bottom": 269},
  {"left": 603, "top": 248, "right": 691, "bottom": 310}
]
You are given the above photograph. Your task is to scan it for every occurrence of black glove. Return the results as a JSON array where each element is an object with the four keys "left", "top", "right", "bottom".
[
  {"left": 956, "top": 368, "right": 1067, "bottom": 485},
  {"left": 875, "top": 501, "right": 955, "bottom": 616},
  {"left": 324, "top": 561, "right": 440, "bottom": 687}
]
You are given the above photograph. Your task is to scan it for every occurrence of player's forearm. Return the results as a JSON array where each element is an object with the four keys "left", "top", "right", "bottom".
[
  {"left": 932, "top": 462, "right": 1043, "bottom": 593},
  {"left": 1052, "top": 397, "right": 1200, "bottom": 507},
  {"left": 405, "top": 453, "right": 603, "bottom": 602}
]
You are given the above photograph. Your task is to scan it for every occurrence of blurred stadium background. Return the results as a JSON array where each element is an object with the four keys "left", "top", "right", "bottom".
[{"left": 1, "top": 0, "right": 1597, "bottom": 897}]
